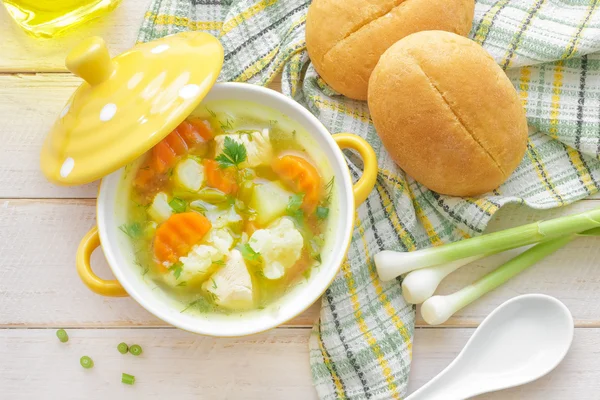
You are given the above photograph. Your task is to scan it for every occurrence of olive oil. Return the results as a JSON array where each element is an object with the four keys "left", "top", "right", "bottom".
[{"left": 3, "top": 0, "right": 122, "bottom": 38}]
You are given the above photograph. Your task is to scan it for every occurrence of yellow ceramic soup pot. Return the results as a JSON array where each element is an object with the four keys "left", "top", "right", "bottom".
[{"left": 76, "top": 83, "right": 377, "bottom": 336}]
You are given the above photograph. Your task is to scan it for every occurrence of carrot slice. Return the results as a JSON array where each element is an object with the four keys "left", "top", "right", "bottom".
[
  {"left": 204, "top": 159, "right": 238, "bottom": 195},
  {"left": 186, "top": 119, "right": 214, "bottom": 141},
  {"left": 134, "top": 119, "right": 214, "bottom": 191},
  {"left": 272, "top": 155, "right": 322, "bottom": 213},
  {"left": 153, "top": 212, "right": 212, "bottom": 266}
]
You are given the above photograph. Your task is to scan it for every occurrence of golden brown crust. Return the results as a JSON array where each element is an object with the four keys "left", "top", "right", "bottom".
[
  {"left": 306, "top": 0, "right": 475, "bottom": 100},
  {"left": 367, "top": 31, "right": 528, "bottom": 197}
]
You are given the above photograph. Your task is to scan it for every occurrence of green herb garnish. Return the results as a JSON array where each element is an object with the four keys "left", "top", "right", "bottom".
[
  {"left": 170, "top": 262, "right": 183, "bottom": 280},
  {"left": 181, "top": 297, "right": 214, "bottom": 313},
  {"left": 212, "top": 259, "right": 225, "bottom": 266},
  {"left": 240, "top": 243, "right": 261, "bottom": 262},
  {"left": 119, "top": 222, "right": 143, "bottom": 238},
  {"left": 302, "top": 269, "right": 312, "bottom": 281},
  {"left": 219, "top": 118, "right": 233, "bottom": 131},
  {"left": 286, "top": 193, "right": 305, "bottom": 223},
  {"left": 309, "top": 237, "right": 323, "bottom": 263},
  {"left": 316, "top": 206, "right": 329, "bottom": 220},
  {"left": 205, "top": 107, "right": 216, "bottom": 118},
  {"left": 169, "top": 197, "right": 187, "bottom": 213},
  {"left": 211, "top": 278, "right": 218, "bottom": 289},
  {"left": 176, "top": 281, "right": 187, "bottom": 287},
  {"left": 215, "top": 136, "right": 247, "bottom": 169},
  {"left": 207, "top": 291, "right": 220, "bottom": 303}
]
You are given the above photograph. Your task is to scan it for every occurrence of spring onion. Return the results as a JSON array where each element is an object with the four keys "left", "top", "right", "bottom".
[
  {"left": 56, "top": 329, "right": 68, "bottom": 343},
  {"left": 401, "top": 255, "right": 486, "bottom": 304},
  {"left": 122, "top": 373, "right": 135, "bottom": 385},
  {"left": 117, "top": 342, "right": 129, "bottom": 354},
  {"left": 80, "top": 356, "right": 94, "bottom": 369},
  {"left": 129, "top": 344, "right": 143, "bottom": 356},
  {"left": 375, "top": 207, "right": 600, "bottom": 281},
  {"left": 420, "top": 233, "right": 576, "bottom": 325}
]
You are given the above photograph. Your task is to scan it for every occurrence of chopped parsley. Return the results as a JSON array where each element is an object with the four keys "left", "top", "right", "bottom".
[
  {"left": 309, "top": 237, "right": 323, "bottom": 263},
  {"left": 169, "top": 197, "right": 187, "bottom": 213},
  {"left": 212, "top": 259, "right": 225, "bottom": 266},
  {"left": 302, "top": 269, "right": 312, "bottom": 281},
  {"left": 316, "top": 206, "right": 329, "bottom": 220},
  {"left": 176, "top": 281, "right": 187, "bottom": 287},
  {"left": 170, "top": 262, "right": 183, "bottom": 280},
  {"left": 119, "top": 222, "right": 143, "bottom": 238},
  {"left": 211, "top": 278, "right": 218, "bottom": 289},
  {"left": 286, "top": 193, "right": 305, "bottom": 223},
  {"left": 215, "top": 136, "right": 247, "bottom": 169},
  {"left": 240, "top": 243, "right": 261, "bottom": 262}
]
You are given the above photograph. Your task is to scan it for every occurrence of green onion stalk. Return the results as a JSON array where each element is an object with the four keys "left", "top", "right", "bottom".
[
  {"left": 375, "top": 208, "right": 600, "bottom": 281},
  {"left": 420, "top": 232, "right": 581, "bottom": 325}
]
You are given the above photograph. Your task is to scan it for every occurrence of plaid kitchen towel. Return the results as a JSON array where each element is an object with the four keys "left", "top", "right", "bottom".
[{"left": 138, "top": 1, "right": 600, "bottom": 398}]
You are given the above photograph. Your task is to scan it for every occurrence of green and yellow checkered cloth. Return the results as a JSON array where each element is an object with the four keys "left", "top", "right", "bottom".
[{"left": 138, "top": 1, "right": 600, "bottom": 398}]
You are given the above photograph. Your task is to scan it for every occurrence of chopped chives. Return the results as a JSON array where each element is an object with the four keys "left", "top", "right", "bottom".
[
  {"left": 117, "top": 342, "right": 129, "bottom": 354},
  {"left": 122, "top": 373, "right": 135, "bottom": 385},
  {"left": 80, "top": 356, "right": 94, "bottom": 369},
  {"left": 56, "top": 329, "right": 68, "bottom": 343},
  {"left": 129, "top": 344, "right": 143, "bottom": 356}
]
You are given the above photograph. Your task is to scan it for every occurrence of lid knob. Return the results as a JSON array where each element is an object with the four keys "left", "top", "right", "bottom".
[{"left": 66, "top": 36, "right": 115, "bottom": 86}]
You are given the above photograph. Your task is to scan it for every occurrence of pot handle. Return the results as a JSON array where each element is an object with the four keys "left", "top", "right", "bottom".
[
  {"left": 333, "top": 133, "right": 378, "bottom": 207},
  {"left": 76, "top": 226, "right": 128, "bottom": 297}
]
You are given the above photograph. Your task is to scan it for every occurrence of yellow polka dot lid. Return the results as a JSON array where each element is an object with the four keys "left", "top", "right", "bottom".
[{"left": 40, "top": 32, "right": 224, "bottom": 185}]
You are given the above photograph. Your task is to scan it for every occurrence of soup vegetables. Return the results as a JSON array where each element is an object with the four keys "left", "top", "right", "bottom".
[{"left": 126, "top": 117, "right": 332, "bottom": 312}]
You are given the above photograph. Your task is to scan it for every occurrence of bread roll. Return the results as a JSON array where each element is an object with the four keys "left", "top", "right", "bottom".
[
  {"left": 368, "top": 31, "right": 528, "bottom": 197},
  {"left": 306, "top": 0, "right": 474, "bottom": 100}
]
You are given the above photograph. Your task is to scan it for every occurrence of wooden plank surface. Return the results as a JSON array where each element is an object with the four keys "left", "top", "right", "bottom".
[
  {"left": 2, "top": 198, "right": 600, "bottom": 328},
  {"left": 2, "top": 327, "right": 599, "bottom": 399},
  {"left": 0, "top": 328, "right": 318, "bottom": 400}
]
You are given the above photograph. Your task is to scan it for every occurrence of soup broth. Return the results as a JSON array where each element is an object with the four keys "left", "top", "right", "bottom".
[{"left": 121, "top": 101, "right": 334, "bottom": 314}]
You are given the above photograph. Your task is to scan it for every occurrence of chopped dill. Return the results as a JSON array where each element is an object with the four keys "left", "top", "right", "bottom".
[{"left": 205, "top": 107, "right": 216, "bottom": 118}]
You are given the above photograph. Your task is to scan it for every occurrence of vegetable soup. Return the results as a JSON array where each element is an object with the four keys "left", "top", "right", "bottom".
[{"left": 120, "top": 102, "right": 334, "bottom": 314}]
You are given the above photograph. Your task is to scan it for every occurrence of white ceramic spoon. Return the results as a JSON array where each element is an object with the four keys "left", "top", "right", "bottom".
[{"left": 406, "top": 294, "right": 573, "bottom": 400}]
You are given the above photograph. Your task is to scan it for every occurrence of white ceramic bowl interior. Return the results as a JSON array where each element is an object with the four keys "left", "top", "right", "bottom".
[{"left": 96, "top": 83, "right": 355, "bottom": 336}]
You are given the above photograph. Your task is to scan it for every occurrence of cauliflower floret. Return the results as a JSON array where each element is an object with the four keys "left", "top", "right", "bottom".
[
  {"left": 203, "top": 249, "right": 254, "bottom": 310},
  {"left": 163, "top": 228, "right": 233, "bottom": 287},
  {"left": 248, "top": 217, "right": 304, "bottom": 280},
  {"left": 205, "top": 206, "right": 242, "bottom": 229},
  {"left": 163, "top": 245, "right": 223, "bottom": 287},
  {"left": 214, "top": 129, "right": 273, "bottom": 168},
  {"left": 206, "top": 228, "right": 234, "bottom": 254}
]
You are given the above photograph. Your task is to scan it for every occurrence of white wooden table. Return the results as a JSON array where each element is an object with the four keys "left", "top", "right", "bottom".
[{"left": 1, "top": 2, "right": 600, "bottom": 398}]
